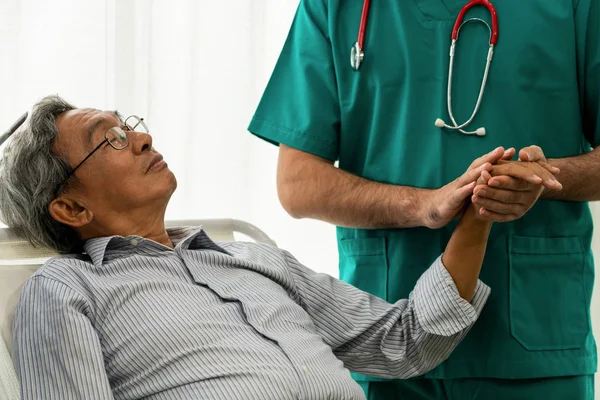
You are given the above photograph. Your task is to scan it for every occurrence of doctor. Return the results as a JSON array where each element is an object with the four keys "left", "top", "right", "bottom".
[{"left": 249, "top": 0, "right": 599, "bottom": 399}]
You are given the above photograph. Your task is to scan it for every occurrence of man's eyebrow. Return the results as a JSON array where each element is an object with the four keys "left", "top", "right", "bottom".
[{"left": 86, "top": 111, "right": 122, "bottom": 143}]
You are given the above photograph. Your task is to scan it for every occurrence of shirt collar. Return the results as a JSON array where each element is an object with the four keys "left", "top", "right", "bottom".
[{"left": 83, "top": 226, "right": 230, "bottom": 266}]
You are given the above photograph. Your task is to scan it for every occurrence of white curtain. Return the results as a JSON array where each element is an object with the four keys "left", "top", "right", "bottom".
[{"left": 0, "top": 2, "right": 599, "bottom": 388}]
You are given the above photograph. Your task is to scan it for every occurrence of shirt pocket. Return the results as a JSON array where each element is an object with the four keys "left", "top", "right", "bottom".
[
  {"left": 339, "top": 237, "right": 388, "bottom": 301},
  {"left": 508, "top": 235, "right": 588, "bottom": 351}
]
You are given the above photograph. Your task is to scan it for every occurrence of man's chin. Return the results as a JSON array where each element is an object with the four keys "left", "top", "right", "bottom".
[
  {"left": 165, "top": 171, "right": 178, "bottom": 196},
  {"left": 167, "top": 170, "right": 177, "bottom": 190},
  {"left": 146, "top": 169, "right": 177, "bottom": 200}
]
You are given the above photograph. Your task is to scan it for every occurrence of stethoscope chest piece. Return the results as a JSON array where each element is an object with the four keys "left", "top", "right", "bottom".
[{"left": 350, "top": 42, "right": 364, "bottom": 71}]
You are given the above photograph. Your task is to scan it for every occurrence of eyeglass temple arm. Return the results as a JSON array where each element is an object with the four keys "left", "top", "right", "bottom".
[
  {"left": 0, "top": 112, "right": 28, "bottom": 146},
  {"left": 67, "top": 139, "right": 109, "bottom": 178}
]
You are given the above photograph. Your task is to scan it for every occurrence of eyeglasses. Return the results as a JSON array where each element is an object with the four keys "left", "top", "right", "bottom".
[{"left": 64, "top": 115, "right": 149, "bottom": 181}]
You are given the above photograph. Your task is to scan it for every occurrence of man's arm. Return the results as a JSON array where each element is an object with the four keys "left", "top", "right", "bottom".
[
  {"left": 285, "top": 204, "right": 492, "bottom": 379},
  {"left": 277, "top": 144, "right": 514, "bottom": 230},
  {"left": 13, "top": 275, "right": 114, "bottom": 399},
  {"left": 543, "top": 149, "right": 600, "bottom": 201}
]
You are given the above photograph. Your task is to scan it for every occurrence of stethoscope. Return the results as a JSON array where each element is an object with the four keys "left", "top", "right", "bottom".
[{"left": 351, "top": 0, "right": 499, "bottom": 137}]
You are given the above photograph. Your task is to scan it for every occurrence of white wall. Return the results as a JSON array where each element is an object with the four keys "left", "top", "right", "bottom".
[{"left": 0, "top": 0, "right": 598, "bottom": 394}]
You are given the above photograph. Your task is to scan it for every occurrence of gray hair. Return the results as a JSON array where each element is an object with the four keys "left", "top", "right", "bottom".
[{"left": 0, "top": 95, "right": 81, "bottom": 253}]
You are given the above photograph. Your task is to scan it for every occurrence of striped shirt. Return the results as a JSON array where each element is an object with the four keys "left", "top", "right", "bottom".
[{"left": 13, "top": 227, "right": 490, "bottom": 400}]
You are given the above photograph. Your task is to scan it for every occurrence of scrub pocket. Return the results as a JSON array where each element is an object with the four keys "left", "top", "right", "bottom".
[
  {"left": 339, "top": 237, "right": 388, "bottom": 301},
  {"left": 509, "top": 235, "right": 588, "bottom": 351}
]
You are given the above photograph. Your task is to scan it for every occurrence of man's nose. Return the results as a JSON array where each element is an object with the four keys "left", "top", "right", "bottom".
[{"left": 131, "top": 131, "right": 153, "bottom": 154}]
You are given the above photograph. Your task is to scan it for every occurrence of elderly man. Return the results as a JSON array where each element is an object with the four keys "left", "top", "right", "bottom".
[{"left": 0, "top": 96, "right": 545, "bottom": 399}]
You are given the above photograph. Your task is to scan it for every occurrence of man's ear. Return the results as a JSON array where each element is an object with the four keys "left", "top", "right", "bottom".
[{"left": 49, "top": 196, "right": 93, "bottom": 228}]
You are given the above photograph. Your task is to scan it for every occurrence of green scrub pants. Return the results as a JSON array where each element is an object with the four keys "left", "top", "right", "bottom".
[{"left": 358, "top": 375, "right": 595, "bottom": 400}]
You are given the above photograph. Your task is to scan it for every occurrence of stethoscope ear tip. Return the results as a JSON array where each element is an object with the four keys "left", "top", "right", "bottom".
[
  {"left": 476, "top": 128, "right": 486, "bottom": 136},
  {"left": 435, "top": 118, "right": 446, "bottom": 128}
]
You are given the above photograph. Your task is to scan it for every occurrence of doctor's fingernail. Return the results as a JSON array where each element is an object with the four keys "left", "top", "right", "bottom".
[
  {"left": 524, "top": 151, "right": 531, "bottom": 160},
  {"left": 490, "top": 181, "right": 500, "bottom": 187},
  {"left": 549, "top": 179, "right": 562, "bottom": 188}
]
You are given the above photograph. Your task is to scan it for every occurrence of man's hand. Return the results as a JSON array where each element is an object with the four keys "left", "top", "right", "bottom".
[
  {"left": 423, "top": 147, "right": 515, "bottom": 229},
  {"left": 472, "top": 145, "right": 562, "bottom": 222}
]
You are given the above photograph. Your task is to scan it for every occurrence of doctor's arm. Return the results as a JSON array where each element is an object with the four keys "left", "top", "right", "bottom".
[
  {"left": 13, "top": 276, "right": 115, "bottom": 400},
  {"left": 543, "top": 150, "right": 600, "bottom": 201},
  {"left": 286, "top": 203, "right": 491, "bottom": 378},
  {"left": 277, "top": 144, "right": 512, "bottom": 230}
]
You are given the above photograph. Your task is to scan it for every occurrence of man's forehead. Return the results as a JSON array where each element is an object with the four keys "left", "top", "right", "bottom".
[
  {"left": 58, "top": 108, "right": 119, "bottom": 126},
  {"left": 54, "top": 108, "right": 121, "bottom": 151},
  {"left": 57, "top": 109, "right": 121, "bottom": 138}
]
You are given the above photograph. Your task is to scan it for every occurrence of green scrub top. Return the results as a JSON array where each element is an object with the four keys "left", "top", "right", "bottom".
[{"left": 249, "top": 0, "right": 599, "bottom": 380}]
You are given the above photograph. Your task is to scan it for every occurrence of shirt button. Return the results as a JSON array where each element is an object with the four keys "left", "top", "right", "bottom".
[
  {"left": 130, "top": 239, "right": 139, "bottom": 246},
  {"left": 302, "top": 365, "right": 309, "bottom": 373}
]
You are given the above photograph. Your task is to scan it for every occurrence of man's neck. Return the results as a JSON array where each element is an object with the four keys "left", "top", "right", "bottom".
[
  {"left": 144, "top": 228, "right": 174, "bottom": 248},
  {"left": 79, "top": 208, "right": 174, "bottom": 249}
]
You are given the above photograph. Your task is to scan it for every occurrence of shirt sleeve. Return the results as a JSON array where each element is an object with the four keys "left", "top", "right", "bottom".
[
  {"left": 248, "top": 0, "right": 341, "bottom": 161},
  {"left": 576, "top": 0, "right": 600, "bottom": 147},
  {"left": 284, "top": 252, "right": 490, "bottom": 379},
  {"left": 13, "top": 276, "right": 114, "bottom": 400}
]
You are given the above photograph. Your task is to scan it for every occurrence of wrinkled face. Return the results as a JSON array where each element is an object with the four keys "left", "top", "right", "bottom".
[{"left": 53, "top": 108, "right": 177, "bottom": 219}]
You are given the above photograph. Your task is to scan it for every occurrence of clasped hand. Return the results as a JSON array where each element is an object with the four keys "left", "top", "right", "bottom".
[
  {"left": 424, "top": 146, "right": 562, "bottom": 228},
  {"left": 471, "top": 145, "right": 562, "bottom": 222}
]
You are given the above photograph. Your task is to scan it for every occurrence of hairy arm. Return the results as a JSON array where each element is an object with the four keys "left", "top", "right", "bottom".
[
  {"left": 543, "top": 149, "right": 600, "bottom": 201},
  {"left": 277, "top": 144, "right": 425, "bottom": 228},
  {"left": 277, "top": 144, "right": 508, "bottom": 229}
]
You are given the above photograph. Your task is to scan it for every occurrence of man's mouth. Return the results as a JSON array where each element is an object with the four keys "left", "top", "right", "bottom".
[{"left": 147, "top": 154, "right": 166, "bottom": 173}]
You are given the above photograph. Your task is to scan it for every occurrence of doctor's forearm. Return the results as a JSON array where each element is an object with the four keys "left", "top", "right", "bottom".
[
  {"left": 542, "top": 147, "right": 600, "bottom": 201},
  {"left": 277, "top": 145, "right": 431, "bottom": 229}
]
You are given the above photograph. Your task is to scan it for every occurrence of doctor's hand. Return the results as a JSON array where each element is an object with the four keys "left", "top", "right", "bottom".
[
  {"left": 423, "top": 147, "right": 515, "bottom": 229},
  {"left": 517, "top": 145, "right": 559, "bottom": 174},
  {"left": 471, "top": 146, "right": 562, "bottom": 222}
]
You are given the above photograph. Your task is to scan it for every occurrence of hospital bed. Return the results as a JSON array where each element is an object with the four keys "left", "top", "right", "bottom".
[{"left": 0, "top": 219, "right": 276, "bottom": 400}]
